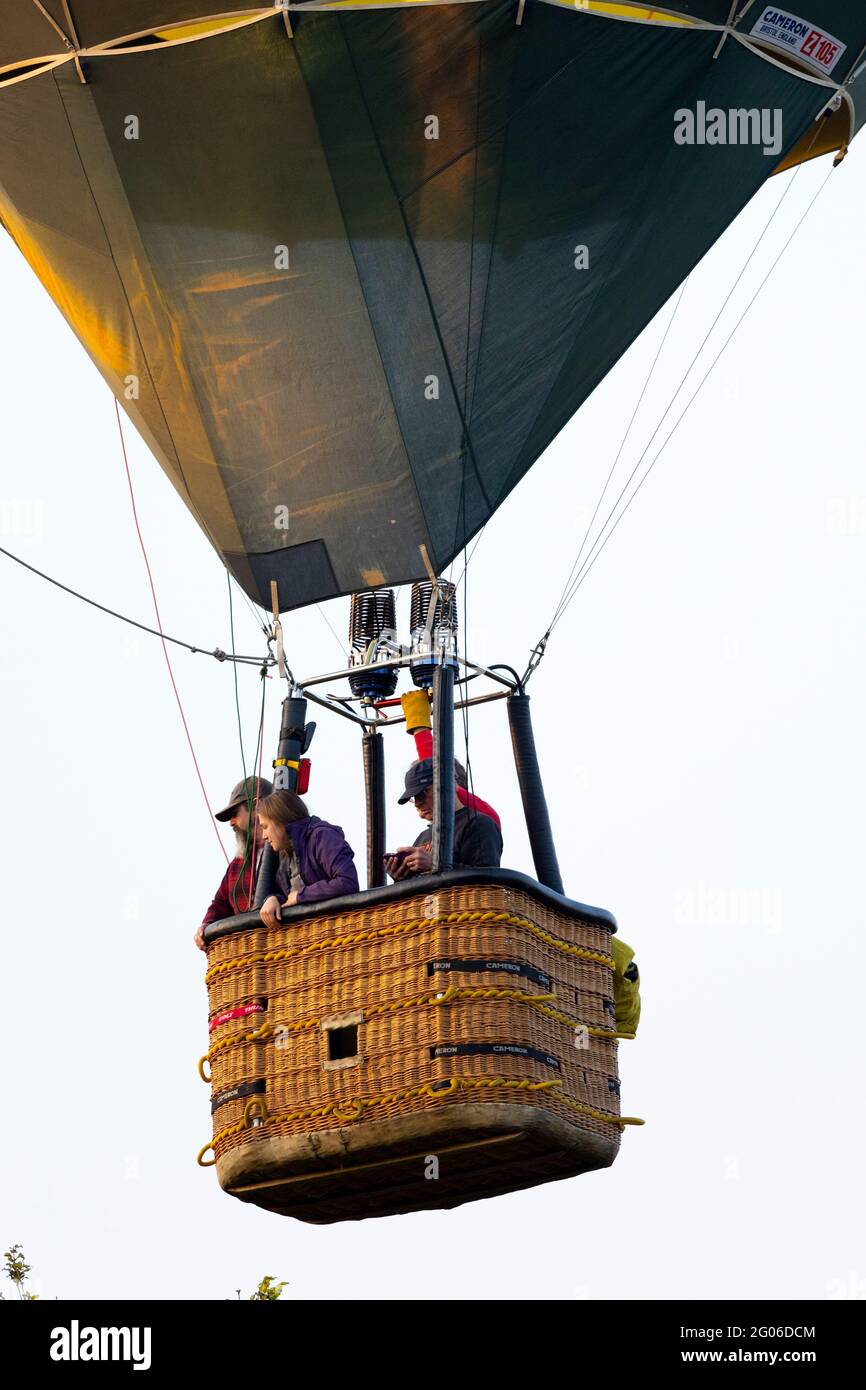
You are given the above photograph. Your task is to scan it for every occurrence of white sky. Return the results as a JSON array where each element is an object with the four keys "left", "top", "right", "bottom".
[{"left": 1, "top": 143, "right": 864, "bottom": 1301}]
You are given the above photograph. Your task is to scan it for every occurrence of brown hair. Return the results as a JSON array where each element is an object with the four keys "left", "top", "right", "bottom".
[{"left": 257, "top": 789, "right": 310, "bottom": 824}]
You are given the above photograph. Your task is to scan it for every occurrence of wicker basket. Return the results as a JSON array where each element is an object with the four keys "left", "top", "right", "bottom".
[{"left": 200, "top": 872, "right": 628, "bottom": 1222}]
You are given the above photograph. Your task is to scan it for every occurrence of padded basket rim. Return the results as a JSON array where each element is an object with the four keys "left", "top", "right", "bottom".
[{"left": 203, "top": 866, "right": 617, "bottom": 946}]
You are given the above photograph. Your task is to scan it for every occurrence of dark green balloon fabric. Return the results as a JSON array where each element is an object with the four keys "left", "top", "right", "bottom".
[{"left": 0, "top": 3, "right": 862, "bottom": 606}]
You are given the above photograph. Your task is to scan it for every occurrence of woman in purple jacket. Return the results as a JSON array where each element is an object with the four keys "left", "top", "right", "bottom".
[{"left": 256, "top": 789, "right": 359, "bottom": 926}]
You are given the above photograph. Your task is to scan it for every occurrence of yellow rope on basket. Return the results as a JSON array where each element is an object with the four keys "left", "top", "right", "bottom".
[
  {"left": 205, "top": 910, "right": 615, "bottom": 983},
  {"left": 244, "top": 1097, "right": 269, "bottom": 1126},
  {"left": 197, "top": 1074, "right": 644, "bottom": 1165},
  {"left": 198, "top": 983, "right": 621, "bottom": 1076},
  {"left": 332, "top": 1097, "right": 364, "bottom": 1123},
  {"left": 424, "top": 1077, "right": 460, "bottom": 1098}
]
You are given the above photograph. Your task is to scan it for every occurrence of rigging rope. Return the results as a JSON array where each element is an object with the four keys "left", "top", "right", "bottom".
[
  {"left": 454, "top": 522, "right": 487, "bottom": 592},
  {"left": 526, "top": 141, "right": 831, "bottom": 680},
  {"left": 460, "top": 535, "right": 477, "bottom": 814},
  {"left": 231, "top": 570, "right": 271, "bottom": 640},
  {"left": 227, "top": 570, "right": 250, "bottom": 786},
  {"left": 315, "top": 601, "right": 346, "bottom": 658},
  {"left": 551, "top": 163, "right": 835, "bottom": 630},
  {"left": 115, "top": 401, "right": 229, "bottom": 862},
  {"left": 548, "top": 276, "right": 690, "bottom": 630},
  {"left": 227, "top": 572, "right": 269, "bottom": 912},
  {"left": 549, "top": 163, "right": 806, "bottom": 631},
  {"left": 0, "top": 540, "right": 272, "bottom": 667},
  {"left": 229, "top": 645, "right": 270, "bottom": 914}
]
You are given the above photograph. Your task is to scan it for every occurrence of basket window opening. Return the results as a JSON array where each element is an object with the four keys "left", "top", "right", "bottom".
[{"left": 327, "top": 1024, "right": 359, "bottom": 1062}]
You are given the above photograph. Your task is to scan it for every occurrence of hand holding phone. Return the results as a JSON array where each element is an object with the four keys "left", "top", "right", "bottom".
[{"left": 384, "top": 848, "right": 409, "bottom": 880}]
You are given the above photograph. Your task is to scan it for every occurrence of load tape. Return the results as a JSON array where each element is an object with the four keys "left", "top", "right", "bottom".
[
  {"left": 209, "top": 999, "right": 267, "bottom": 1033},
  {"left": 427, "top": 958, "right": 551, "bottom": 989},
  {"left": 431, "top": 1042, "right": 561, "bottom": 1071},
  {"left": 211, "top": 1078, "right": 266, "bottom": 1114}
]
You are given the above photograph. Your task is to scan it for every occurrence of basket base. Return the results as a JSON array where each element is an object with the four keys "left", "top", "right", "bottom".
[{"left": 216, "top": 1102, "right": 619, "bottom": 1223}]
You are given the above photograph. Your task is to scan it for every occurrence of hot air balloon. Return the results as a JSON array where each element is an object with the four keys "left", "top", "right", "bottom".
[{"left": 1, "top": 1, "right": 862, "bottom": 1221}]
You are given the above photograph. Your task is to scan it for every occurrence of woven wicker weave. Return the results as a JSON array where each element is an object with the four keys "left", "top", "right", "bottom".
[{"left": 201, "top": 876, "right": 625, "bottom": 1221}]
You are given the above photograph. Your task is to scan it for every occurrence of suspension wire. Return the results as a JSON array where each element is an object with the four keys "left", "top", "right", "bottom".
[
  {"left": 547, "top": 121, "right": 830, "bottom": 638},
  {"left": 553, "top": 162, "right": 805, "bottom": 627},
  {"left": 552, "top": 162, "right": 834, "bottom": 627},
  {"left": 457, "top": 471, "right": 479, "bottom": 819},
  {"left": 460, "top": 587, "right": 477, "bottom": 816},
  {"left": 227, "top": 567, "right": 252, "bottom": 912},
  {"left": 230, "top": 570, "right": 271, "bottom": 640},
  {"left": 0, "top": 540, "right": 272, "bottom": 667},
  {"left": 229, "top": 661, "right": 269, "bottom": 914},
  {"left": 548, "top": 277, "right": 690, "bottom": 629},
  {"left": 454, "top": 522, "right": 487, "bottom": 592},
  {"left": 445, "top": 546, "right": 458, "bottom": 588},
  {"left": 228, "top": 570, "right": 250, "bottom": 782},
  {"left": 248, "top": 668, "right": 271, "bottom": 909},
  {"left": 114, "top": 402, "right": 230, "bottom": 861},
  {"left": 253, "top": 672, "right": 268, "bottom": 874},
  {"left": 526, "top": 150, "right": 824, "bottom": 683},
  {"left": 315, "top": 601, "right": 347, "bottom": 658}
]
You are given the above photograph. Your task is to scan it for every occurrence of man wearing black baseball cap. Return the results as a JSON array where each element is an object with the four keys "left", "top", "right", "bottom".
[
  {"left": 385, "top": 758, "right": 502, "bottom": 880},
  {"left": 194, "top": 775, "right": 273, "bottom": 949}
]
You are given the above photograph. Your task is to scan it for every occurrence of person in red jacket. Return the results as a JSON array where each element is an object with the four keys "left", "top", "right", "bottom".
[
  {"left": 194, "top": 775, "right": 272, "bottom": 950},
  {"left": 401, "top": 690, "right": 500, "bottom": 829}
]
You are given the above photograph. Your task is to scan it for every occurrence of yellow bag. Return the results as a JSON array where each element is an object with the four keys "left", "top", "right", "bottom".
[
  {"left": 611, "top": 936, "right": 641, "bottom": 1038},
  {"left": 400, "top": 689, "right": 432, "bottom": 734}
]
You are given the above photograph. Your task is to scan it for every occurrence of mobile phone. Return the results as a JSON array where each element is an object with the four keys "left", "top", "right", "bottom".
[{"left": 384, "top": 848, "right": 408, "bottom": 864}]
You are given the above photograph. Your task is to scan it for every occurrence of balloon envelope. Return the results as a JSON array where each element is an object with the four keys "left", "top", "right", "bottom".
[{"left": 1, "top": 2, "right": 863, "bottom": 606}]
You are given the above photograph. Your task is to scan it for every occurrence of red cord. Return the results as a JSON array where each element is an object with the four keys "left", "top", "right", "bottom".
[{"left": 115, "top": 401, "right": 229, "bottom": 864}]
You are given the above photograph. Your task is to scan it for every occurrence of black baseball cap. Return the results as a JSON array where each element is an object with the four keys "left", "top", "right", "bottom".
[
  {"left": 397, "top": 759, "right": 435, "bottom": 805},
  {"left": 215, "top": 775, "right": 273, "bottom": 822}
]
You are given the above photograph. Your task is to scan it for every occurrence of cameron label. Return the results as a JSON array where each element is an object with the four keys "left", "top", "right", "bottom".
[
  {"left": 209, "top": 999, "right": 266, "bottom": 1033},
  {"left": 427, "top": 958, "right": 551, "bottom": 989},
  {"left": 750, "top": 9, "right": 847, "bottom": 75},
  {"left": 431, "top": 1042, "right": 560, "bottom": 1070},
  {"left": 211, "top": 1078, "right": 266, "bottom": 1113}
]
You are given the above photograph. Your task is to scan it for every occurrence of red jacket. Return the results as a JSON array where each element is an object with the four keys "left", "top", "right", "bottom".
[
  {"left": 413, "top": 729, "right": 501, "bottom": 829},
  {"left": 201, "top": 851, "right": 260, "bottom": 926}
]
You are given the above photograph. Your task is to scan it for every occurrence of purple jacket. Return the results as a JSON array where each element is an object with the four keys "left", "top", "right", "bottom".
[{"left": 275, "top": 815, "right": 359, "bottom": 905}]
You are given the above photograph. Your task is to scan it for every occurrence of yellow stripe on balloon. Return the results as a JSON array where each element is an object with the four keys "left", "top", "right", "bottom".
[
  {"left": 153, "top": 18, "right": 252, "bottom": 42},
  {"left": 583, "top": 3, "right": 691, "bottom": 23},
  {"left": 151, "top": 1, "right": 693, "bottom": 22}
]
